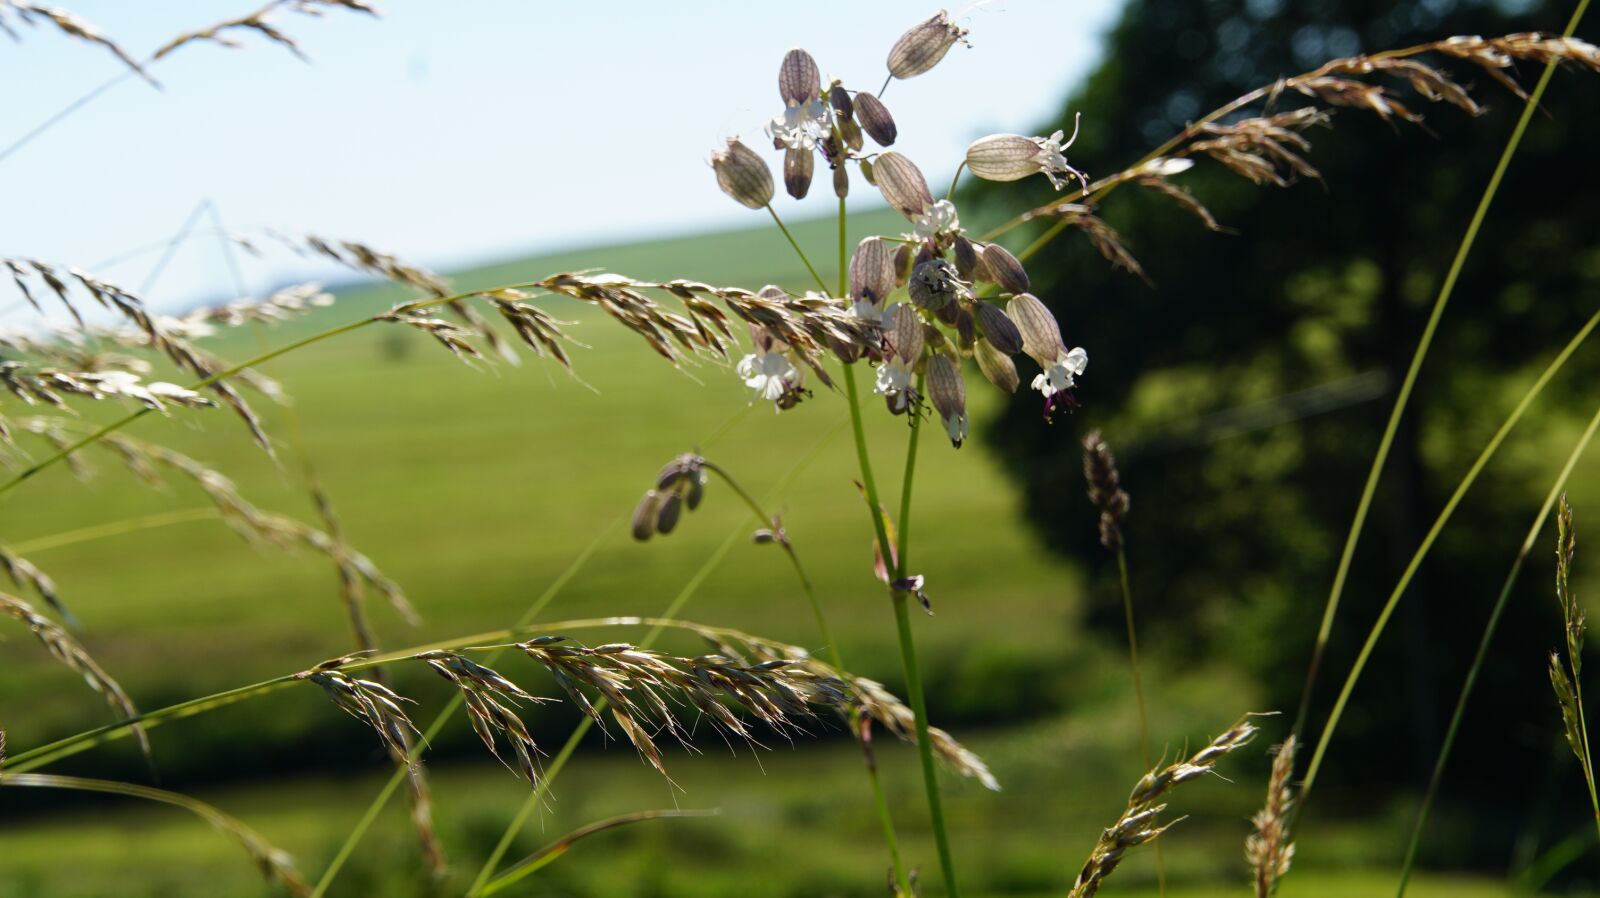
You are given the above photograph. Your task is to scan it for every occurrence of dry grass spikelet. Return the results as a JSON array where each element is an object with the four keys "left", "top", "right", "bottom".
[
  {"left": 418, "top": 651, "right": 550, "bottom": 786},
  {"left": 0, "top": 544, "right": 67, "bottom": 622},
  {"left": 152, "top": 0, "right": 379, "bottom": 62},
  {"left": 180, "top": 282, "right": 334, "bottom": 328},
  {"left": 298, "top": 662, "right": 419, "bottom": 760},
  {"left": 1247, "top": 735, "right": 1297, "bottom": 898},
  {"left": 0, "top": 591, "right": 149, "bottom": 759},
  {"left": 1184, "top": 109, "right": 1329, "bottom": 187},
  {"left": 691, "top": 625, "right": 1000, "bottom": 790},
  {"left": 0, "top": 2, "right": 153, "bottom": 83},
  {"left": 1069, "top": 714, "right": 1261, "bottom": 898},
  {"left": 2, "top": 258, "right": 274, "bottom": 450}
]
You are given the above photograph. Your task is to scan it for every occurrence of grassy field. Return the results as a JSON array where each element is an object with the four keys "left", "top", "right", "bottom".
[{"left": 0, "top": 209, "right": 1575, "bottom": 895}]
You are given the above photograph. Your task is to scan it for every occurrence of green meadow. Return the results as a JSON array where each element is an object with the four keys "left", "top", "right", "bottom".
[{"left": 0, "top": 209, "right": 1547, "bottom": 895}]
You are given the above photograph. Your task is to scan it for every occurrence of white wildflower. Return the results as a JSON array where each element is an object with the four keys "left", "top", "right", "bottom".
[
  {"left": 737, "top": 350, "right": 802, "bottom": 404},
  {"left": 1030, "top": 346, "right": 1088, "bottom": 398},
  {"left": 913, "top": 199, "right": 960, "bottom": 241},
  {"left": 766, "top": 99, "right": 828, "bottom": 151}
]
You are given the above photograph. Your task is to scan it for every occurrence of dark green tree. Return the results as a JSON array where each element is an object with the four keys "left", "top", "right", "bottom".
[{"left": 972, "top": 0, "right": 1600, "bottom": 869}]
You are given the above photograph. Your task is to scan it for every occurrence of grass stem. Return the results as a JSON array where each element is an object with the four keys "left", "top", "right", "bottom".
[
  {"left": 1291, "top": 0, "right": 1590, "bottom": 745},
  {"left": 1300, "top": 306, "right": 1600, "bottom": 803},
  {"left": 1392, "top": 402, "right": 1600, "bottom": 894}
]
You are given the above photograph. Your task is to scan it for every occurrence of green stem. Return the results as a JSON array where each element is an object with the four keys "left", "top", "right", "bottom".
[
  {"left": 702, "top": 458, "right": 911, "bottom": 891},
  {"left": 1291, "top": 1, "right": 1587, "bottom": 743},
  {"left": 463, "top": 425, "right": 840, "bottom": 896},
  {"left": 882, "top": 368, "right": 963, "bottom": 897},
  {"left": 766, "top": 204, "right": 830, "bottom": 294},
  {"left": 3, "top": 676, "right": 299, "bottom": 773},
  {"left": 0, "top": 772, "right": 309, "bottom": 894},
  {"left": 1300, "top": 306, "right": 1600, "bottom": 803},
  {"left": 1573, "top": 675, "right": 1600, "bottom": 841},
  {"left": 1116, "top": 547, "right": 1165, "bottom": 896},
  {"left": 834, "top": 177, "right": 914, "bottom": 894},
  {"left": 946, "top": 162, "right": 965, "bottom": 202},
  {"left": 7, "top": 507, "right": 221, "bottom": 554}
]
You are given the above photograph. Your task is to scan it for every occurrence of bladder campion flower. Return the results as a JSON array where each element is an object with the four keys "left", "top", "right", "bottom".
[{"left": 965, "top": 113, "right": 1087, "bottom": 190}]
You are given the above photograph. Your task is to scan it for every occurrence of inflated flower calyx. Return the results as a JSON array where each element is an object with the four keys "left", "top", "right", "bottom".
[
  {"left": 892, "top": 243, "right": 913, "bottom": 286},
  {"left": 785, "top": 147, "right": 813, "bottom": 199},
  {"left": 965, "top": 116, "right": 1086, "bottom": 190},
  {"left": 974, "top": 338, "right": 1020, "bottom": 392},
  {"left": 907, "top": 258, "right": 962, "bottom": 312},
  {"left": 886, "top": 9, "right": 969, "bottom": 80},
  {"left": 888, "top": 303, "right": 923, "bottom": 365},
  {"left": 779, "top": 48, "right": 820, "bottom": 104},
  {"left": 874, "top": 153, "right": 932, "bottom": 219},
  {"left": 1006, "top": 292, "right": 1065, "bottom": 366},
  {"left": 974, "top": 301, "right": 1023, "bottom": 355},
  {"left": 854, "top": 91, "right": 897, "bottom": 146},
  {"left": 711, "top": 139, "right": 774, "bottom": 209},
  {"left": 979, "top": 243, "right": 1030, "bottom": 294},
  {"left": 926, "top": 354, "right": 968, "bottom": 448},
  {"left": 833, "top": 165, "right": 849, "bottom": 198},
  {"left": 849, "top": 237, "right": 896, "bottom": 306}
]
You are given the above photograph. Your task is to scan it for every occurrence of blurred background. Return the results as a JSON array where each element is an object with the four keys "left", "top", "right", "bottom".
[{"left": 2, "top": 1, "right": 1599, "bottom": 896}]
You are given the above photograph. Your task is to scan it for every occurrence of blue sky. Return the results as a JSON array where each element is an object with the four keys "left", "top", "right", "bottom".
[{"left": 0, "top": 1, "right": 1122, "bottom": 310}]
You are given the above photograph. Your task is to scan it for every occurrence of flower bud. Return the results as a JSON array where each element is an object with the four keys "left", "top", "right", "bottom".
[
  {"left": 974, "top": 301, "right": 1023, "bottom": 355},
  {"left": 839, "top": 116, "right": 865, "bottom": 152},
  {"left": 873, "top": 152, "right": 932, "bottom": 219},
  {"left": 785, "top": 146, "right": 814, "bottom": 200},
  {"left": 849, "top": 237, "right": 895, "bottom": 306},
  {"left": 779, "top": 48, "right": 820, "bottom": 105},
  {"left": 854, "top": 92, "right": 897, "bottom": 146},
  {"left": 859, "top": 157, "right": 876, "bottom": 185},
  {"left": 974, "top": 338, "right": 1019, "bottom": 392},
  {"left": 953, "top": 305, "right": 975, "bottom": 348},
  {"left": 1006, "top": 292, "right": 1065, "bottom": 366},
  {"left": 833, "top": 164, "right": 849, "bottom": 198},
  {"left": 893, "top": 243, "right": 913, "bottom": 286},
  {"left": 888, "top": 302, "right": 923, "bottom": 365},
  {"left": 632, "top": 491, "right": 659, "bottom": 541},
  {"left": 952, "top": 235, "right": 979, "bottom": 280},
  {"left": 926, "top": 353, "right": 968, "bottom": 448},
  {"left": 711, "top": 138, "right": 774, "bottom": 209},
  {"left": 907, "top": 258, "right": 961, "bottom": 312},
  {"left": 655, "top": 490, "right": 683, "bottom": 535},
  {"left": 886, "top": 10, "right": 969, "bottom": 80},
  {"left": 979, "top": 243, "right": 1030, "bottom": 294},
  {"left": 829, "top": 82, "right": 853, "bottom": 119}
]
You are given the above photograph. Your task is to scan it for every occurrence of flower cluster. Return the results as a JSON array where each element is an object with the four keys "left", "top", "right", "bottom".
[{"left": 708, "top": 11, "right": 1090, "bottom": 436}]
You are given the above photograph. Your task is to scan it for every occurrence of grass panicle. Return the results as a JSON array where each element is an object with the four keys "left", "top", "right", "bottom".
[
  {"left": 151, "top": 0, "right": 378, "bottom": 62},
  {"left": 1248, "top": 735, "right": 1297, "bottom": 898},
  {"left": 0, "top": 591, "right": 148, "bottom": 759},
  {"left": 1548, "top": 495, "right": 1600, "bottom": 835},
  {"left": 1069, "top": 714, "right": 1261, "bottom": 898},
  {"left": 0, "top": 2, "right": 153, "bottom": 83}
]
